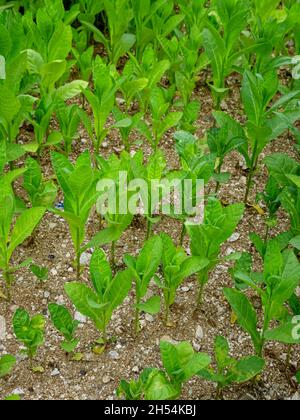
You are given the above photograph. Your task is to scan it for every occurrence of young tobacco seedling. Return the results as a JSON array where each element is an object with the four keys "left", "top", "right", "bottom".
[
  {"left": 0, "top": 355, "right": 16, "bottom": 379},
  {"left": 158, "top": 233, "right": 209, "bottom": 325},
  {"left": 82, "top": 57, "right": 124, "bottom": 155},
  {"left": 112, "top": 107, "right": 142, "bottom": 152},
  {"left": 187, "top": 197, "right": 244, "bottom": 307},
  {"left": 224, "top": 240, "right": 300, "bottom": 357},
  {"left": 13, "top": 308, "right": 45, "bottom": 367},
  {"left": 172, "top": 130, "right": 216, "bottom": 244},
  {"left": 208, "top": 111, "right": 246, "bottom": 192},
  {"left": 48, "top": 303, "right": 80, "bottom": 354},
  {"left": 124, "top": 236, "right": 163, "bottom": 335},
  {"left": 24, "top": 157, "right": 57, "bottom": 208},
  {"left": 82, "top": 0, "right": 136, "bottom": 66},
  {"left": 0, "top": 188, "right": 45, "bottom": 299},
  {"left": 30, "top": 264, "right": 49, "bottom": 283},
  {"left": 202, "top": 0, "right": 249, "bottom": 107},
  {"left": 55, "top": 101, "right": 83, "bottom": 156},
  {"left": 51, "top": 151, "right": 99, "bottom": 280},
  {"left": 198, "top": 336, "right": 265, "bottom": 399},
  {"left": 240, "top": 70, "right": 300, "bottom": 203},
  {"left": 137, "top": 87, "right": 182, "bottom": 151},
  {"left": 118, "top": 340, "right": 211, "bottom": 400},
  {"left": 65, "top": 249, "right": 132, "bottom": 344}
]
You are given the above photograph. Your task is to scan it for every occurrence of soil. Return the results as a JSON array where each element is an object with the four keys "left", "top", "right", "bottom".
[{"left": 0, "top": 72, "right": 299, "bottom": 401}]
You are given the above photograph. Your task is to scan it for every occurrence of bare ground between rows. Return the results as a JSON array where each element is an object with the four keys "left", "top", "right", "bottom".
[{"left": 0, "top": 79, "right": 299, "bottom": 401}]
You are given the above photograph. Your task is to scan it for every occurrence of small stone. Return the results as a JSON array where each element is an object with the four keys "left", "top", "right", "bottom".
[
  {"left": 192, "top": 341, "right": 201, "bottom": 352},
  {"left": 49, "top": 223, "right": 57, "bottom": 229},
  {"left": 51, "top": 269, "right": 58, "bottom": 276},
  {"left": 226, "top": 247, "right": 235, "bottom": 256},
  {"left": 51, "top": 368, "right": 60, "bottom": 377},
  {"left": 161, "top": 335, "right": 178, "bottom": 345},
  {"left": 195, "top": 326, "right": 204, "bottom": 341},
  {"left": 181, "top": 286, "right": 190, "bottom": 292},
  {"left": 292, "top": 392, "right": 300, "bottom": 401},
  {"left": 145, "top": 314, "right": 154, "bottom": 323},
  {"left": 66, "top": 253, "right": 71, "bottom": 259},
  {"left": 132, "top": 366, "right": 140, "bottom": 373},
  {"left": 44, "top": 292, "right": 50, "bottom": 299},
  {"left": 56, "top": 295, "right": 65, "bottom": 305},
  {"left": 102, "top": 142, "right": 108, "bottom": 149},
  {"left": 10, "top": 304, "right": 19, "bottom": 313},
  {"left": 75, "top": 312, "right": 87, "bottom": 324},
  {"left": 68, "top": 267, "right": 74, "bottom": 273},
  {"left": 0, "top": 316, "right": 6, "bottom": 340},
  {"left": 228, "top": 233, "right": 240, "bottom": 243},
  {"left": 102, "top": 375, "right": 111, "bottom": 384},
  {"left": 108, "top": 351, "right": 120, "bottom": 360},
  {"left": 80, "top": 252, "right": 91, "bottom": 266},
  {"left": 12, "top": 388, "right": 25, "bottom": 396}
]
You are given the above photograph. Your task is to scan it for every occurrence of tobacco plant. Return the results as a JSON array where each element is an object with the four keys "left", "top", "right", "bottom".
[
  {"left": 65, "top": 249, "right": 132, "bottom": 343},
  {"left": 187, "top": 197, "right": 244, "bottom": 307},
  {"left": 198, "top": 336, "right": 265, "bottom": 399},
  {"left": 13, "top": 308, "right": 45, "bottom": 367},
  {"left": 118, "top": 340, "right": 211, "bottom": 401},
  {"left": 0, "top": 187, "right": 45, "bottom": 299},
  {"left": 48, "top": 303, "right": 80, "bottom": 354},
  {"left": 158, "top": 233, "right": 209, "bottom": 325},
  {"left": 51, "top": 151, "right": 100, "bottom": 280},
  {"left": 224, "top": 239, "right": 300, "bottom": 357},
  {"left": 124, "top": 235, "right": 163, "bottom": 335}
]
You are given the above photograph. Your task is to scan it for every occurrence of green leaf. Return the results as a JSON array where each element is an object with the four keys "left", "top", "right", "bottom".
[
  {"left": 7, "top": 207, "right": 45, "bottom": 261},
  {"left": 135, "top": 296, "right": 161, "bottom": 315},
  {"left": 223, "top": 288, "right": 261, "bottom": 354},
  {"left": 0, "top": 355, "right": 16, "bottom": 379},
  {"left": 30, "top": 265, "right": 49, "bottom": 281},
  {"left": 0, "top": 85, "right": 20, "bottom": 123},
  {"left": 55, "top": 80, "right": 88, "bottom": 101},
  {"left": 241, "top": 71, "right": 262, "bottom": 125},
  {"left": 48, "top": 303, "right": 79, "bottom": 343},
  {"left": 265, "top": 321, "right": 300, "bottom": 345},
  {"left": 48, "top": 23, "right": 72, "bottom": 62},
  {"left": 234, "top": 356, "right": 265, "bottom": 383},
  {"left": 65, "top": 282, "right": 104, "bottom": 332},
  {"left": 290, "top": 236, "right": 300, "bottom": 250}
]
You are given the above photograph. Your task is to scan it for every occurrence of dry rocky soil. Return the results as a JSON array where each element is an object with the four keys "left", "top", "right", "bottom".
[{"left": 0, "top": 73, "right": 299, "bottom": 401}]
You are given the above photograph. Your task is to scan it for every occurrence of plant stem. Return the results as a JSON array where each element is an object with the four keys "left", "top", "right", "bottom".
[
  {"left": 179, "top": 223, "right": 186, "bottom": 247},
  {"left": 286, "top": 344, "right": 292, "bottom": 370},
  {"left": 244, "top": 168, "right": 254, "bottom": 204},
  {"left": 197, "top": 280, "right": 205, "bottom": 308},
  {"left": 164, "top": 292, "right": 170, "bottom": 326},
  {"left": 146, "top": 219, "right": 152, "bottom": 240},
  {"left": 111, "top": 241, "right": 116, "bottom": 271}
]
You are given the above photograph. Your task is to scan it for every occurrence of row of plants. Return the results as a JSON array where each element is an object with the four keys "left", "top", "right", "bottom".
[{"left": 0, "top": 0, "right": 300, "bottom": 400}]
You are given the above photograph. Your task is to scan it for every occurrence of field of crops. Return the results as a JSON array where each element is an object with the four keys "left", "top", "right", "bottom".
[{"left": 0, "top": 0, "right": 300, "bottom": 402}]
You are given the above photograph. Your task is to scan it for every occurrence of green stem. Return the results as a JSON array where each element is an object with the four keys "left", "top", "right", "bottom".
[
  {"left": 146, "top": 219, "right": 152, "bottom": 240},
  {"left": 179, "top": 223, "right": 186, "bottom": 247},
  {"left": 244, "top": 168, "right": 254, "bottom": 205},
  {"left": 197, "top": 280, "right": 205, "bottom": 308},
  {"left": 164, "top": 292, "right": 170, "bottom": 326},
  {"left": 286, "top": 344, "right": 292, "bottom": 370},
  {"left": 111, "top": 241, "right": 116, "bottom": 271}
]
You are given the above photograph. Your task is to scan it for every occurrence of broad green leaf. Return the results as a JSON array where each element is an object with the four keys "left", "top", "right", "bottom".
[
  {"left": 0, "top": 355, "right": 16, "bottom": 379},
  {"left": 223, "top": 288, "right": 261, "bottom": 354},
  {"left": 135, "top": 296, "right": 161, "bottom": 315},
  {"left": 8, "top": 207, "right": 45, "bottom": 261},
  {"left": 234, "top": 356, "right": 265, "bottom": 383},
  {"left": 265, "top": 321, "right": 300, "bottom": 345}
]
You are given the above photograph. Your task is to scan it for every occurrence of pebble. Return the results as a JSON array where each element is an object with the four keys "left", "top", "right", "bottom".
[
  {"left": 292, "top": 392, "right": 300, "bottom": 401},
  {"left": 9, "top": 304, "right": 19, "bottom": 313},
  {"left": 75, "top": 312, "right": 87, "bottom": 324},
  {"left": 145, "top": 314, "right": 154, "bottom": 323},
  {"left": 56, "top": 295, "right": 65, "bottom": 305},
  {"left": 51, "top": 269, "right": 58, "bottom": 276},
  {"left": 0, "top": 316, "right": 6, "bottom": 340},
  {"left": 192, "top": 341, "right": 201, "bottom": 352},
  {"left": 44, "top": 292, "right": 50, "bottom": 299},
  {"left": 160, "top": 335, "right": 178, "bottom": 345},
  {"left": 195, "top": 326, "right": 204, "bottom": 341},
  {"left": 228, "top": 233, "right": 240, "bottom": 243},
  {"left": 51, "top": 368, "right": 60, "bottom": 377},
  {"left": 12, "top": 388, "right": 25, "bottom": 396},
  {"left": 49, "top": 223, "right": 57, "bottom": 229},
  {"left": 68, "top": 267, "right": 74, "bottom": 273},
  {"left": 102, "top": 375, "right": 111, "bottom": 384},
  {"left": 102, "top": 142, "right": 108, "bottom": 148},
  {"left": 80, "top": 253, "right": 91, "bottom": 266},
  {"left": 132, "top": 366, "right": 140, "bottom": 373},
  {"left": 109, "top": 351, "right": 120, "bottom": 360},
  {"left": 181, "top": 286, "right": 190, "bottom": 292},
  {"left": 226, "top": 247, "right": 235, "bottom": 256}
]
